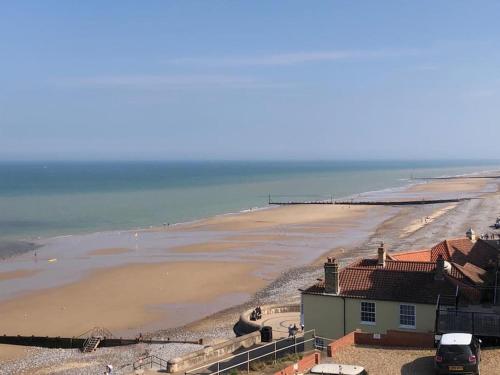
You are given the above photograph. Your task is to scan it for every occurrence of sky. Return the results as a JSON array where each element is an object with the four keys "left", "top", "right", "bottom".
[{"left": 1, "top": 1, "right": 500, "bottom": 161}]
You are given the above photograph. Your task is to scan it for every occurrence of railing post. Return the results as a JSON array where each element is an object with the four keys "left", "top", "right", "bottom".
[
  {"left": 247, "top": 351, "right": 250, "bottom": 373},
  {"left": 294, "top": 335, "right": 297, "bottom": 354},
  {"left": 274, "top": 341, "right": 277, "bottom": 363},
  {"left": 217, "top": 361, "right": 220, "bottom": 375}
]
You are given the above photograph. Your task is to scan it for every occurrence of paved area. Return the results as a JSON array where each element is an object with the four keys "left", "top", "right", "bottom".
[
  {"left": 258, "top": 312, "right": 301, "bottom": 339},
  {"left": 333, "top": 345, "right": 500, "bottom": 374}
]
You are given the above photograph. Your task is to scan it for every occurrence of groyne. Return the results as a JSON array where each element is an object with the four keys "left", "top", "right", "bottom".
[
  {"left": 268, "top": 197, "right": 470, "bottom": 206},
  {"left": 0, "top": 334, "right": 202, "bottom": 349}
]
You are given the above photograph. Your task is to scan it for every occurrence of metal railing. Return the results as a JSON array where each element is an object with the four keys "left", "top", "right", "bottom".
[
  {"left": 131, "top": 355, "right": 169, "bottom": 371},
  {"left": 185, "top": 330, "right": 318, "bottom": 375},
  {"left": 313, "top": 335, "right": 336, "bottom": 352}
]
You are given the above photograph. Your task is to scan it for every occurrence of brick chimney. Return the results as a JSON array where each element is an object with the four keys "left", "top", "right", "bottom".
[
  {"left": 377, "top": 242, "right": 386, "bottom": 267},
  {"left": 466, "top": 228, "right": 476, "bottom": 242},
  {"left": 324, "top": 257, "right": 339, "bottom": 295},
  {"left": 435, "top": 254, "right": 445, "bottom": 281}
]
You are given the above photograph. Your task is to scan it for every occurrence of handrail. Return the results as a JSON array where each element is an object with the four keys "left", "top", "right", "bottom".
[
  {"left": 132, "top": 354, "right": 169, "bottom": 370},
  {"left": 75, "top": 326, "right": 115, "bottom": 339},
  {"left": 185, "top": 329, "right": 315, "bottom": 375},
  {"left": 187, "top": 337, "right": 317, "bottom": 375}
]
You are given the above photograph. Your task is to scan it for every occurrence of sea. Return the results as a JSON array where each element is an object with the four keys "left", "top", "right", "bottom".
[{"left": 1, "top": 159, "right": 499, "bottom": 247}]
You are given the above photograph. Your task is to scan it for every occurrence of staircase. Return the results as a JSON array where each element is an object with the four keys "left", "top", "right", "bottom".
[{"left": 82, "top": 336, "right": 102, "bottom": 353}]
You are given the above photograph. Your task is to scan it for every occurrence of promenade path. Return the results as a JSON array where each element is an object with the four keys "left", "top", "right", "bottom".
[
  {"left": 130, "top": 311, "right": 302, "bottom": 374},
  {"left": 259, "top": 312, "right": 301, "bottom": 339}
]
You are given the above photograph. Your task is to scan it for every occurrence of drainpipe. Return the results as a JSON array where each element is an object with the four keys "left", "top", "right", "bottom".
[
  {"left": 494, "top": 270, "right": 498, "bottom": 305},
  {"left": 343, "top": 297, "right": 346, "bottom": 336}
]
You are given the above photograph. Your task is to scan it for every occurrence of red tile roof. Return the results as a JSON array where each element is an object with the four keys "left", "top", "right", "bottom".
[
  {"left": 303, "top": 237, "right": 498, "bottom": 305},
  {"left": 431, "top": 238, "right": 498, "bottom": 268},
  {"left": 430, "top": 238, "right": 498, "bottom": 283},
  {"left": 390, "top": 249, "right": 431, "bottom": 262},
  {"left": 304, "top": 259, "right": 479, "bottom": 304}
]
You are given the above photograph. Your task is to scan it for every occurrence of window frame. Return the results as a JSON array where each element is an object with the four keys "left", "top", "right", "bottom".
[
  {"left": 399, "top": 303, "right": 416, "bottom": 329},
  {"left": 360, "top": 301, "right": 376, "bottom": 325}
]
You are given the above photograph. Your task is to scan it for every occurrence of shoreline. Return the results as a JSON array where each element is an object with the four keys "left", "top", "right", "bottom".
[
  {"left": 0, "top": 203, "right": 391, "bottom": 334},
  {"left": 0, "top": 176, "right": 498, "bottom": 338},
  {"left": 0, "top": 174, "right": 498, "bottom": 371},
  {"left": 4, "top": 167, "right": 496, "bottom": 251}
]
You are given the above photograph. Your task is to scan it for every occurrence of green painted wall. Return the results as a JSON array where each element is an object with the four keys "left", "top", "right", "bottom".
[
  {"left": 303, "top": 293, "right": 436, "bottom": 339},
  {"left": 303, "top": 293, "right": 345, "bottom": 339}
]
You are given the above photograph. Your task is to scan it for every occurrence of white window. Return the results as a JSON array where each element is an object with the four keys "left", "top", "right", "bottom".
[
  {"left": 360, "top": 301, "right": 376, "bottom": 324},
  {"left": 399, "top": 304, "right": 416, "bottom": 328}
]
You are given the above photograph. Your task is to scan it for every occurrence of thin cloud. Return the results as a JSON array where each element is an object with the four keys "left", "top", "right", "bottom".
[
  {"left": 54, "top": 74, "right": 285, "bottom": 89},
  {"left": 464, "top": 88, "right": 497, "bottom": 98},
  {"left": 167, "top": 48, "right": 422, "bottom": 67}
]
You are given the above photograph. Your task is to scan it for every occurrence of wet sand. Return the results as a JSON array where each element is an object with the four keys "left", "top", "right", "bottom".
[
  {"left": 407, "top": 177, "right": 488, "bottom": 194},
  {"left": 180, "top": 204, "right": 370, "bottom": 231},
  {"left": 0, "top": 261, "right": 264, "bottom": 337},
  {"left": 170, "top": 242, "right": 243, "bottom": 253},
  {"left": 88, "top": 247, "right": 132, "bottom": 256},
  {"left": 399, "top": 204, "right": 458, "bottom": 237},
  {"left": 0, "top": 269, "right": 39, "bottom": 281}
]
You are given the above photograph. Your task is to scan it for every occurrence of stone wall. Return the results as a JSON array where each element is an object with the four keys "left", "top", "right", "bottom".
[
  {"left": 354, "top": 329, "right": 434, "bottom": 348},
  {"left": 166, "top": 331, "right": 261, "bottom": 373},
  {"left": 234, "top": 304, "right": 301, "bottom": 336}
]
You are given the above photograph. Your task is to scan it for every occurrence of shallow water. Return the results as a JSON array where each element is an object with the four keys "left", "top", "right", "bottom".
[{"left": 1, "top": 160, "right": 498, "bottom": 242}]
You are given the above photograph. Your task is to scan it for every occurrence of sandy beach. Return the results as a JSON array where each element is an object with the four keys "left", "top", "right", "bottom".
[
  {"left": 0, "top": 261, "right": 264, "bottom": 337},
  {"left": 0, "top": 202, "right": 383, "bottom": 336},
  {"left": 0, "top": 175, "right": 499, "bottom": 372}
]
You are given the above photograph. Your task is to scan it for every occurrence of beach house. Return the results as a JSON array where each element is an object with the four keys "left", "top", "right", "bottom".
[{"left": 301, "top": 232, "right": 500, "bottom": 342}]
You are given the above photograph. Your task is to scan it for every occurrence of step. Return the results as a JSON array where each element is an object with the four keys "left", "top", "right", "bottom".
[{"left": 82, "top": 336, "right": 102, "bottom": 352}]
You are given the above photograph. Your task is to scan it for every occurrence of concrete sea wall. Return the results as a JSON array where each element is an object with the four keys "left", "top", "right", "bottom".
[
  {"left": 234, "top": 304, "right": 301, "bottom": 336},
  {"left": 167, "top": 331, "right": 261, "bottom": 373}
]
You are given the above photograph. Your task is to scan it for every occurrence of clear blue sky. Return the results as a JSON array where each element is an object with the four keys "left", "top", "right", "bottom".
[{"left": 1, "top": 1, "right": 499, "bottom": 160}]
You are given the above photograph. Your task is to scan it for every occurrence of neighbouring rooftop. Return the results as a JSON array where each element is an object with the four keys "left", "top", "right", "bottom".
[{"left": 303, "top": 231, "right": 500, "bottom": 306}]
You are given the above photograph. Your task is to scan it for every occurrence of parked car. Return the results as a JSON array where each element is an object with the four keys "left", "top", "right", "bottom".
[
  {"left": 435, "top": 333, "right": 481, "bottom": 375},
  {"left": 310, "top": 363, "right": 366, "bottom": 375}
]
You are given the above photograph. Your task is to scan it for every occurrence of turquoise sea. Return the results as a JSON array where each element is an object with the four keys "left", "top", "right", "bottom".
[{"left": 1, "top": 160, "right": 499, "bottom": 243}]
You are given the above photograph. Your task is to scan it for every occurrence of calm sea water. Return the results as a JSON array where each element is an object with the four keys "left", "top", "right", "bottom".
[{"left": 0, "top": 160, "right": 499, "bottom": 241}]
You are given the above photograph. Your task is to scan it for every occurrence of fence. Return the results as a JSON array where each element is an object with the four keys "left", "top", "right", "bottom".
[
  {"left": 184, "top": 330, "right": 317, "bottom": 375},
  {"left": 437, "top": 308, "right": 500, "bottom": 337}
]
